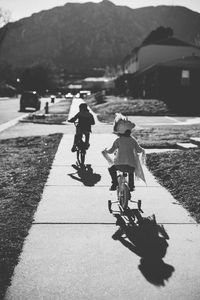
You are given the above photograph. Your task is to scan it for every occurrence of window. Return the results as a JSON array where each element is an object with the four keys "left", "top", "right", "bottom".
[{"left": 181, "top": 70, "right": 190, "bottom": 86}]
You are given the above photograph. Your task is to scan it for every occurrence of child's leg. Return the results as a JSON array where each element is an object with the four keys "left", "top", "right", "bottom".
[
  {"left": 71, "top": 134, "right": 78, "bottom": 152},
  {"left": 108, "top": 165, "right": 118, "bottom": 190},
  {"left": 84, "top": 132, "right": 90, "bottom": 148},
  {"left": 71, "top": 130, "right": 82, "bottom": 152},
  {"left": 128, "top": 172, "right": 135, "bottom": 191},
  {"left": 75, "top": 127, "right": 83, "bottom": 145}
]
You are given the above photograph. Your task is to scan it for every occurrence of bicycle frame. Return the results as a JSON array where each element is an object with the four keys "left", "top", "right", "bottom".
[
  {"left": 108, "top": 170, "right": 144, "bottom": 226},
  {"left": 108, "top": 170, "right": 130, "bottom": 213},
  {"left": 76, "top": 145, "right": 86, "bottom": 167},
  {"left": 74, "top": 123, "right": 87, "bottom": 167}
]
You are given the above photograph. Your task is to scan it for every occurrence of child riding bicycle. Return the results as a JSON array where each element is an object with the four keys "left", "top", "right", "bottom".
[
  {"left": 68, "top": 103, "right": 95, "bottom": 152},
  {"left": 102, "top": 113, "right": 146, "bottom": 191}
]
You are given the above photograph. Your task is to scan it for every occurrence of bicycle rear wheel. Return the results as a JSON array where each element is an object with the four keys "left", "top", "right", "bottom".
[
  {"left": 119, "top": 183, "right": 129, "bottom": 210},
  {"left": 77, "top": 149, "right": 86, "bottom": 166}
]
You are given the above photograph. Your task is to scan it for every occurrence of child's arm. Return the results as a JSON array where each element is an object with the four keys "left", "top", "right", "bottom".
[
  {"left": 68, "top": 113, "right": 79, "bottom": 123},
  {"left": 104, "top": 140, "right": 118, "bottom": 154},
  {"left": 137, "top": 143, "right": 145, "bottom": 154},
  {"left": 90, "top": 113, "right": 95, "bottom": 125},
  {"left": 132, "top": 136, "right": 145, "bottom": 154}
]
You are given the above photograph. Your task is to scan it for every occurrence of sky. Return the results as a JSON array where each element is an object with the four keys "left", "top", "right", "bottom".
[{"left": 0, "top": 0, "right": 200, "bottom": 22}]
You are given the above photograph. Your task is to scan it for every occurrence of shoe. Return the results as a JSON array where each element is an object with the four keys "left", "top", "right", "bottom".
[
  {"left": 85, "top": 143, "right": 90, "bottom": 149},
  {"left": 71, "top": 145, "right": 76, "bottom": 152},
  {"left": 109, "top": 184, "right": 117, "bottom": 191}
]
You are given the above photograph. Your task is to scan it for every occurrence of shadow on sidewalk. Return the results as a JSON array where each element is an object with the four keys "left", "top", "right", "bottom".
[
  {"left": 112, "top": 214, "right": 175, "bottom": 286},
  {"left": 68, "top": 164, "right": 101, "bottom": 186}
]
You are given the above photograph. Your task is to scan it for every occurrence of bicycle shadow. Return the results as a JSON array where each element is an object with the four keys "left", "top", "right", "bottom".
[
  {"left": 112, "top": 214, "right": 175, "bottom": 286},
  {"left": 68, "top": 164, "right": 101, "bottom": 186}
]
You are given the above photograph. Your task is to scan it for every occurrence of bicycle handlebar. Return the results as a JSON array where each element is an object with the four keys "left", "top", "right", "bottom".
[{"left": 138, "top": 199, "right": 144, "bottom": 213}]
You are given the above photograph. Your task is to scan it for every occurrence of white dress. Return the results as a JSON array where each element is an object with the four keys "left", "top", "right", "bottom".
[{"left": 105, "top": 136, "right": 146, "bottom": 184}]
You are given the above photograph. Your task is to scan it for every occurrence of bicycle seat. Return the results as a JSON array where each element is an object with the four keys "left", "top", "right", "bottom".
[{"left": 116, "top": 165, "right": 134, "bottom": 173}]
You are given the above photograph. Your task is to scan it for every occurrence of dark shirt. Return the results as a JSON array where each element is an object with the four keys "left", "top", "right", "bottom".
[{"left": 68, "top": 111, "right": 95, "bottom": 132}]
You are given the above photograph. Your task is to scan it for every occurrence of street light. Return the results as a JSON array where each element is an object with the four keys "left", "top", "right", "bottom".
[{"left": 16, "top": 78, "right": 21, "bottom": 96}]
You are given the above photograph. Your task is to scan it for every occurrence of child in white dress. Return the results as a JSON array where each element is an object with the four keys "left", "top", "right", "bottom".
[{"left": 102, "top": 114, "right": 145, "bottom": 191}]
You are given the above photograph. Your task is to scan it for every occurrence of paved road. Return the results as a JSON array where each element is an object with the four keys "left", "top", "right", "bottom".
[
  {"left": 0, "top": 97, "right": 63, "bottom": 135},
  {"left": 0, "top": 97, "right": 22, "bottom": 125},
  {"left": 0, "top": 96, "right": 61, "bottom": 124}
]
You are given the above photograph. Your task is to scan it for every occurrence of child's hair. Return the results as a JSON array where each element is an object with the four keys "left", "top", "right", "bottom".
[
  {"left": 118, "top": 129, "right": 131, "bottom": 137},
  {"left": 79, "top": 103, "right": 88, "bottom": 111}
]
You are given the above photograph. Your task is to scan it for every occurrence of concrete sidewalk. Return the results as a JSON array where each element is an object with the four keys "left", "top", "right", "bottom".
[{"left": 5, "top": 132, "right": 200, "bottom": 300}]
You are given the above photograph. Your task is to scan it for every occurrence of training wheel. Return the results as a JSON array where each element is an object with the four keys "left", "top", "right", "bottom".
[{"left": 108, "top": 200, "right": 112, "bottom": 213}]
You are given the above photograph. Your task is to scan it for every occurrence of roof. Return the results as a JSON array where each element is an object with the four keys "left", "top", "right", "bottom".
[
  {"left": 151, "top": 37, "right": 195, "bottom": 47},
  {"left": 0, "top": 82, "right": 16, "bottom": 90},
  {"left": 134, "top": 55, "right": 200, "bottom": 76},
  {"left": 159, "top": 55, "right": 200, "bottom": 68}
]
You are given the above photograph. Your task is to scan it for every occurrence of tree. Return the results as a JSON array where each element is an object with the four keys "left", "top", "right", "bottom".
[
  {"left": 0, "top": 8, "right": 11, "bottom": 28},
  {"left": 142, "top": 26, "right": 174, "bottom": 46},
  {"left": 0, "top": 62, "right": 17, "bottom": 84},
  {"left": 20, "top": 63, "right": 55, "bottom": 94}
]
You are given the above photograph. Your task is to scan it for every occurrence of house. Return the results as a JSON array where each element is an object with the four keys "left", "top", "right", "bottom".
[
  {"left": 0, "top": 82, "right": 16, "bottom": 97},
  {"left": 66, "top": 77, "right": 116, "bottom": 95},
  {"left": 128, "top": 55, "right": 200, "bottom": 114},
  {"left": 123, "top": 37, "right": 200, "bottom": 75},
  {"left": 116, "top": 37, "right": 200, "bottom": 113},
  {"left": 81, "top": 77, "right": 116, "bottom": 93}
]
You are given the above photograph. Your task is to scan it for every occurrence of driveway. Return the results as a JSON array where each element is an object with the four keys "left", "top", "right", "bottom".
[{"left": 128, "top": 115, "right": 200, "bottom": 126}]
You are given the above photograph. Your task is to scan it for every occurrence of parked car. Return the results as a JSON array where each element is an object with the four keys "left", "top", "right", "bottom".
[
  {"left": 65, "top": 92, "right": 73, "bottom": 99},
  {"left": 80, "top": 90, "right": 91, "bottom": 98},
  {"left": 20, "top": 91, "right": 41, "bottom": 112}
]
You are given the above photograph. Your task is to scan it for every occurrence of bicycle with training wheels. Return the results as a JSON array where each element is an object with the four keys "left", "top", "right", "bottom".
[
  {"left": 76, "top": 139, "right": 87, "bottom": 167},
  {"left": 108, "top": 165, "right": 144, "bottom": 227},
  {"left": 73, "top": 123, "right": 88, "bottom": 167}
]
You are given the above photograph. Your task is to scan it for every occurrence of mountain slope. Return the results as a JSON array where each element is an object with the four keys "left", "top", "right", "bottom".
[{"left": 0, "top": 0, "right": 200, "bottom": 71}]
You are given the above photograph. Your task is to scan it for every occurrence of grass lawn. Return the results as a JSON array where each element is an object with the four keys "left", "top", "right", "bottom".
[
  {"left": 134, "top": 124, "right": 200, "bottom": 148},
  {"left": 146, "top": 149, "right": 200, "bottom": 223},
  {"left": 86, "top": 95, "right": 173, "bottom": 123},
  {"left": 86, "top": 95, "right": 200, "bottom": 147},
  {"left": 0, "top": 133, "right": 62, "bottom": 298}
]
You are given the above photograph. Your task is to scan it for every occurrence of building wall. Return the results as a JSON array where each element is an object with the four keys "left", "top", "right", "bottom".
[
  {"left": 82, "top": 78, "right": 115, "bottom": 91},
  {"left": 124, "top": 55, "right": 138, "bottom": 73},
  {"left": 130, "top": 65, "right": 200, "bottom": 113}
]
